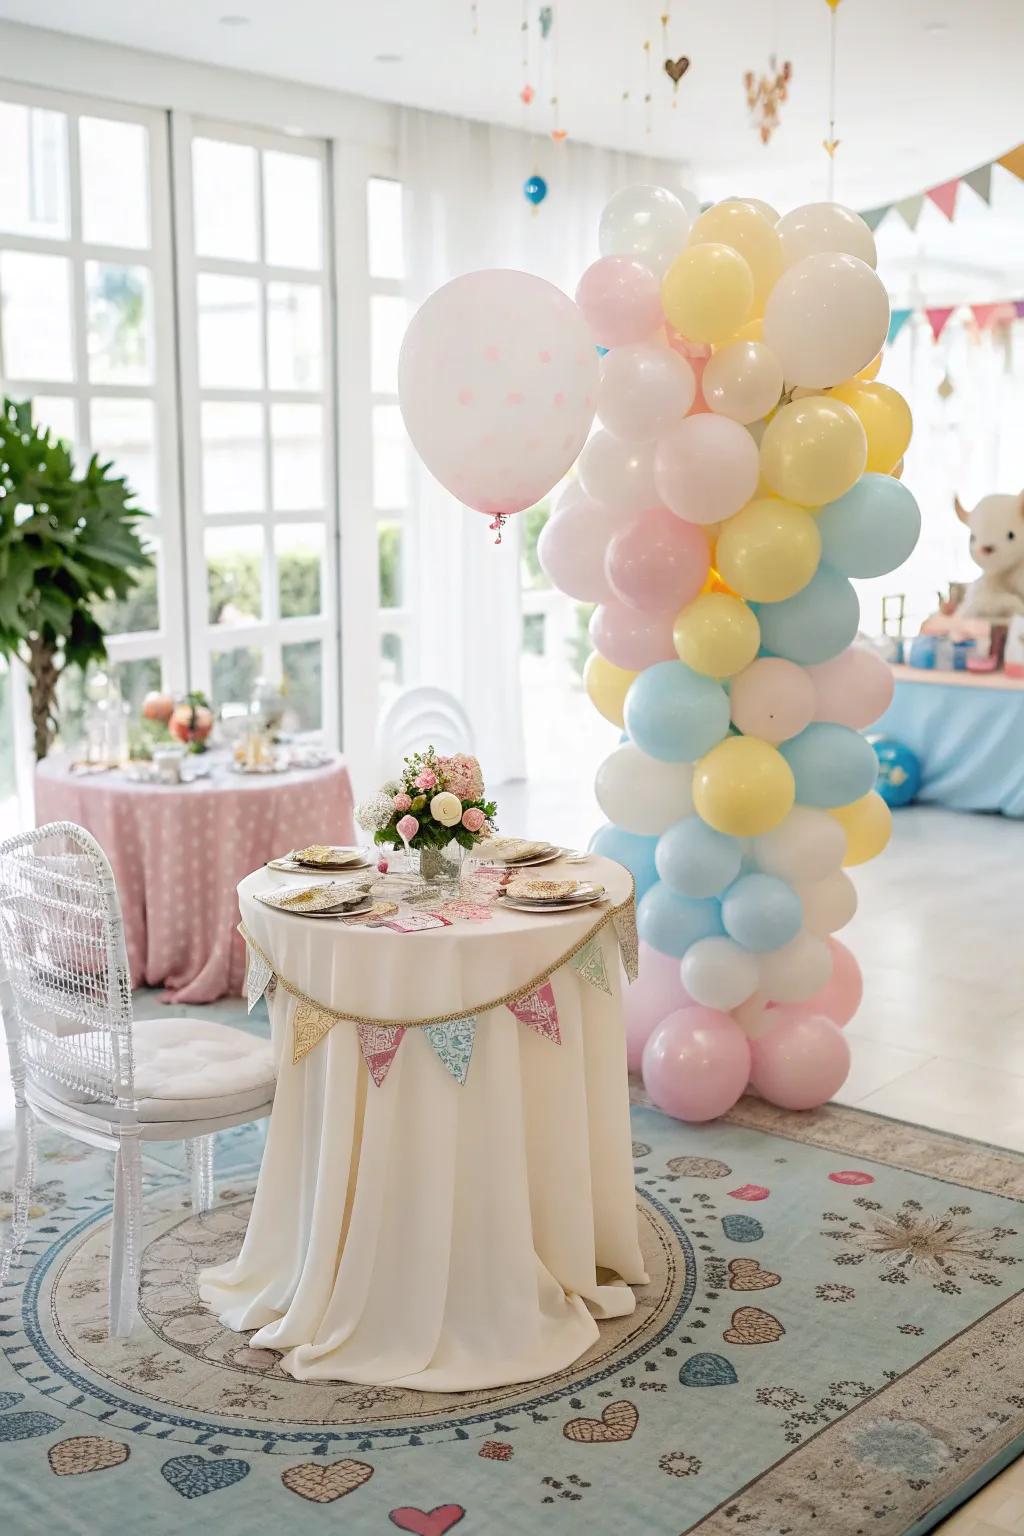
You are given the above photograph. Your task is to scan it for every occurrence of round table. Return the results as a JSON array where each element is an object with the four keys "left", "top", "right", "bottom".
[
  {"left": 34, "top": 752, "right": 355, "bottom": 1003},
  {"left": 199, "top": 854, "right": 646, "bottom": 1391}
]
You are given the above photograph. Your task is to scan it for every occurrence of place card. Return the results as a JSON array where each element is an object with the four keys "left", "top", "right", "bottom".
[{"left": 381, "top": 910, "right": 453, "bottom": 933}]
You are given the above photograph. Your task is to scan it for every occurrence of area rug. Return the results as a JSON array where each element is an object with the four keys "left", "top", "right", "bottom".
[{"left": 1, "top": 1013, "right": 1023, "bottom": 1534}]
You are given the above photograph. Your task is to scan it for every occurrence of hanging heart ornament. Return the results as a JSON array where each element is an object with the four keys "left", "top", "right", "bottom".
[{"left": 664, "top": 56, "right": 690, "bottom": 84}]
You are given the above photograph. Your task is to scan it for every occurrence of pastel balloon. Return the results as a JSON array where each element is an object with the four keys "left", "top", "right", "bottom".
[
  {"left": 762, "top": 252, "right": 890, "bottom": 389},
  {"left": 805, "top": 644, "right": 895, "bottom": 729},
  {"left": 673, "top": 592, "right": 761, "bottom": 678},
  {"left": 740, "top": 197, "right": 780, "bottom": 223},
  {"left": 597, "top": 344, "right": 696, "bottom": 442},
  {"left": 688, "top": 200, "right": 783, "bottom": 313},
  {"left": 637, "top": 882, "right": 725, "bottom": 958},
  {"left": 655, "top": 415, "right": 760, "bottom": 525},
  {"left": 828, "top": 791, "right": 892, "bottom": 866},
  {"left": 756, "top": 564, "right": 860, "bottom": 665},
  {"left": 715, "top": 497, "right": 821, "bottom": 602},
  {"left": 624, "top": 942, "right": 694, "bottom": 1071},
  {"left": 802, "top": 936, "right": 863, "bottom": 1025},
  {"left": 656, "top": 815, "right": 742, "bottom": 898},
  {"left": 856, "top": 350, "right": 883, "bottom": 382},
  {"left": 756, "top": 928, "right": 833, "bottom": 1003},
  {"left": 578, "top": 431, "right": 660, "bottom": 515},
  {"left": 398, "top": 269, "right": 597, "bottom": 517},
  {"left": 729, "top": 657, "right": 816, "bottom": 743},
  {"left": 827, "top": 382, "right": 912, "bottom": 475},
  {"left": 692, "top": 735, "right": 795, "bottom": 837},
  {"left": 759, "top": 397, "right": 867, "bottom": 507},
  {"left": 775, "top": 202, "right": 878, "bottom": 269},
  {"left": 599, "top": 184, "right": 693, "bottom": 277},
  {"left": 575, "top": 255, "right": 664, "bottom": 347},
  {"left": 721, "top": 872, "right": 803, "bottom": 953},
  {"left": 815, "top": 474, "right": 922, "bottom": 579},
  {"left": 798, "top": 870, "right": 858, "bottom": 936},
  {"left": 595, "top": 743, "right": 694, "bottom": 835},
  {"left": 642, "top": 1007, "right": 751, "bottom": 1122},
  {"left": 589, "top": 821, "right": 660, "bottom": 900},
  {"left": 701, "top": 340, "right": 784, "bottom": 424},
  {"left": 606, "top": 506, "right": 710, "bottom": 612},
  {"left": 732, "top": 991, "right": 775, "bottom": 1039},
  {"left": 624, "top": 660, "right": 731, "bottom": 762},
  {"left": 661, "top": 243, "right": 754, "bottom": 344},
  {"left": 682, "top": 936, "right": 759, "bottom": 1011},
  {"left": 589, "top": 602, "right": 677, "bottom": 670},
  {"left": 779, "top": 722, "right": 879, "bottom": 807},
  {"left": 584, "top": 652, "right": 637, "bottom": 727},
  {"left": 537, "top": 483, "right": 623, "bottom": 602},
  {"left": 748, "top": 1011, "right": 850, "bottom": 1109},
  {"left": 751, "top": 804, "right": 846, "bottom": 883}
]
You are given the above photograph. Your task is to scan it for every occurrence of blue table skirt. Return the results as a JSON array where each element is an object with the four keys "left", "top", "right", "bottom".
[{"left": 875, "top": 675, "right": 1024, "bottom": 817}]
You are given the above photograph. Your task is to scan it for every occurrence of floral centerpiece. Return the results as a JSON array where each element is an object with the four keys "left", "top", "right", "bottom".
[{"left": 357, "top": 747, "right": 497, "bottom": 882}]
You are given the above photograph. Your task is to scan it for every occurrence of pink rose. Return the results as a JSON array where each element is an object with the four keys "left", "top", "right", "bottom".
[
  {"left": 439, "top": 753, "right": 484, "bottom": 799},
  {"left": 413, "top": 769, "right": 437, "bottom": 790},
  {"left": 396, "top": 815, "right": 419, "bottom": 844},
  {"left": 461, "top": 807, "right": 486, "bottom": 833},
  {"left": 393, "top": 792, "right": 412, "bottom": 812}
]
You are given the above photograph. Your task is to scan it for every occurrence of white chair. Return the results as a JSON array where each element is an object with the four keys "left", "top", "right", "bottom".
[
  {"left": 0, "top": 822, "right": 275, "bottom": 1337},
  {"left": 376, "top": 686, "right": 476, "bottom": 779}
]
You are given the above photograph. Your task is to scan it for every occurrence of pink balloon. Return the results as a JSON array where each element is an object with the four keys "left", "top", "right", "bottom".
[
  {"left": 805, "top": 645, "right": 895, "bottom": 730},
  {"left": 606, "top": 506, "right": 710, "bottom": 613},
  {"left": 575, "top": 255, "right": 664, "bottom": 348},
  {"left": 589, "top": 602, "right": 678, "bottom": 670},
  {"left": 624, "top": 940, "right": 694, "bottom": 1072},
  {"left": 654, "top": 415, "right": 760, "bottom": 525},
  {"left": 749, "top": 1011, "right": 850, "bottom": 1110},
  {"left": 642, "top": 1006, "right": 751, "bottom": 1122},
  {"left": 597, "top": 345, "right": 696, "bottom": 443},
  {"left": 538, "top": 482, "right": 630, "bottom": 603},
  {"left": 730, "top": 657, "right": 816, "bottom": 743},
  {"left": 800, "top": 936, "right": 864, "bottom": 1026}
]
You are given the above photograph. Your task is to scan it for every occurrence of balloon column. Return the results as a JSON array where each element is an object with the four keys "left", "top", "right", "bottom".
[{"left": 540, "top": 187, "right": 921, "bottom": 1120}]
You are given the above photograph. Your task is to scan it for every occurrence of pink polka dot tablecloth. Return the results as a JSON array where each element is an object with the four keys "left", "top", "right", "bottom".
[{"left": 34, "top": 753, "right": 356, "bottom": 1003}]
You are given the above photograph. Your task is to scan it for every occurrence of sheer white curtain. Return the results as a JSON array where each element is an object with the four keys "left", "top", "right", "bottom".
[{"left": 399, "top": 107, "right": 678, "bottom": 782}]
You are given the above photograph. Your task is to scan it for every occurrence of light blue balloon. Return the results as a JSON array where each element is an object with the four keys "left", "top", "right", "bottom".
[
  {"left": 779, "top": 722, "right": 878, "bottom": 807},
  {"left": 817, "top": 473, "right": 922, "bottom": 579},
  {"left": 721, "top": 873, "right": 802, "bottom": 953},
  {"left": 655, "top": 817, "right": 742, "bottom": 898},
  {"left": 756, "top": 563, "right": 859, "bottom": 665},
  {"left": 589, "top": 823, "right": 659, "bottom": 900},
  {"left": 636, "top": 881, "right": 724, "bottom": 959},
  {"left": 624, "top": 661, "right": 730, "bottom": 763}
]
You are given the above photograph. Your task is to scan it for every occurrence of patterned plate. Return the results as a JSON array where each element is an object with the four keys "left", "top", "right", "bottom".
[
  {"left": 501, "top": 892, "right": 606, "bottom": 914},
  {"left": 266, "top": 894, "right": 376, "bottom": 920}
]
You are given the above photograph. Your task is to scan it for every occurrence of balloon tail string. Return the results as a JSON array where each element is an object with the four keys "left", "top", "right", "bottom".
[{"left": 489, "top": 513, "right": 507, "bottom": 544}]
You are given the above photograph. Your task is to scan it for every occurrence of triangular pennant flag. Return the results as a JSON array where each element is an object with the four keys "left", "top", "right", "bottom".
[
  {"left": 1015, "top": 300, "right": 1024, "bottom": 319},
  {"left": 246, "top": 948, "right": 274, "bottom": 1013},
  {"left": 356, "top": 1023, "right": 406, "bottom": 1086},
  {"left": 423, "top": 1017, "right": 477, "bottom": 1084},
  {"left": 507, "top": 981, "right": 560, "bottom": 1043},
  {"left": 998, "top": 145, "right": 1024, "bottom": 182},
  {"left": 926, "top": 178, "right": 959, "bottom": 221},
  {"left": 963, "top": 163, "right": 993, "bottom": 204},
  {"left": 293, "top": 1000, "right": 336, "bottom": 1062},
  {"left": 571, "top": 934, "right": 612, "bottom": 994},
  {"left": 612, "top": 906, "right": 639, "bottom": 983},
  {"left": 860, "top": 206, "right": 890, "bottom": 231},
  {"left": 971, "top": 303, "right": 1000, "bottom": 331},
  {"left": 887, "top": 308, "right": 913, "bottom": 345},
  {"left": 895, "top": 194, "right": 924, "bottom": 231},
  {"left": 925, "top": 306, "right": 955, "bottom": 341}
]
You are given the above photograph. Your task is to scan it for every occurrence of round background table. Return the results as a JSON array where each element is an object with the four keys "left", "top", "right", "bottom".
[
  {"left": 34, "top": 752, "right": 355, "bottom": 1003},
  {"left": 199, "top": 854, "right": 646, "bottom": 1391}
]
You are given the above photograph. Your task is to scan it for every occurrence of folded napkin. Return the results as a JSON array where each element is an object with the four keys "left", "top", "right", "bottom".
[
  {"left": 291, "top": 844, "right": 365, "bottom": 867},
  {"left": 506, "top": 877, "right": 580, "bottom": 901},
  {"left": 477, "top": 836, "right": 556, "bottom": 863},
  {"left": 256, "top": 879, "right": 372, "bottom": 913}
]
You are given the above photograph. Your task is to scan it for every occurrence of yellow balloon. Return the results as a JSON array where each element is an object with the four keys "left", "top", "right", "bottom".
[
  {"left": 828, "top": 381, "right": 912, "bottom": 474},
  {"left": 693, "top": 736, "right": 795, "bottom": 837},
  {"left": 715, "top": 497, "right": 822, "bottom": 602},
  {"left": 584, "top": 652, "right": 636, "bottom": 728},
  {"left": 891, "top": 456, "right": 904, "bottom": 480},
  {"left": 661, "top": 243, "right": 754, "bottom": 345},
  {"left": 688, "top": 200, "right": 784, "bottom": 315},
  {"left": 729, "top": 317, "right": 764, "bottom": 345},
  {"left": 855, "top": 349, "right": 883, "bottom": 382},
  {"left": 673, "top": 592, "right": 760, "bottom": 678},
  {"left": 828, "top": 792, "right": 892, "bottom": 866},
  {"left": 701, "top": 567, "right": 739, "bottom": 597},
  {"left": 759, "top": 396, "right": 867, "bottom": 507}
]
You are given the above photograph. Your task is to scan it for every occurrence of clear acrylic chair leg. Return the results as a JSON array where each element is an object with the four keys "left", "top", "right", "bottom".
[
  {"left": 187, "top": 1134, "right": 215, "bottom": 1215},
  {"left": 108, "top": 1131, "right": 143, "bottom": 1337},
  {"left": 0, "top": 1104, "right": 35, "bottom": 1286}
]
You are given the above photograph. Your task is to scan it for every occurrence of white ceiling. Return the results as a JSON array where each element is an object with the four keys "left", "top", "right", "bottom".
[{"left": 0, "top": 0, "right": 1021, "bottom": 210}]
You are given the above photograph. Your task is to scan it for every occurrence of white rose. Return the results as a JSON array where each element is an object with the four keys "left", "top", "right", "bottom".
[{"left": 430, "top": 791, "right": 463, "bottom": 828}]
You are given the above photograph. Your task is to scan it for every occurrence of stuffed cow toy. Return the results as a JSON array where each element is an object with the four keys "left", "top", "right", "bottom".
[{"left": 954, "top": 493, "right": 1024, "bottom": 618}]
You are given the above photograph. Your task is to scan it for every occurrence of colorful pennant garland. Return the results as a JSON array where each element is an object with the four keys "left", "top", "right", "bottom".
[
  {"left": 885, "top": 299, "right": 1024, "bottom": 346},
  {"left": 246, "top": 949, "right": 274, "bottom": 1013},
  {"left": 858, "top": 142, "right": 1022, "bottom": 232},
  {"left": 293, "top": 1000, "right": 335, "bottom": 1060},
  {"left": 423, "top": 1017, "right": 477, "bottom": 1084},
  {"left": 357, "top": 1023, "right": 406, "bottom": 1087},
  {"left": 612, "top": 905, "right": 640, "bottom": 983},
  {"left": 571, "top": 933, "right": 612, "bottom": 994},
  {"left": 507, "top": 980, "right": 561, "bottom": 1042},
  {"left": 887, "top": 308, "right": 913, "bottom": 345}
]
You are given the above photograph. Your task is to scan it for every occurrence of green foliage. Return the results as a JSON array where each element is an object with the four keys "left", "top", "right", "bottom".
[{"left": 520, "top": 499, "right": 551, "bottom": 587}]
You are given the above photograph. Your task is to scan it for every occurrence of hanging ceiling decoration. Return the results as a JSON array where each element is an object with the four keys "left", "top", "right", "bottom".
[{"left": 743, "top": 55, "right": 793, "bottom": 146}]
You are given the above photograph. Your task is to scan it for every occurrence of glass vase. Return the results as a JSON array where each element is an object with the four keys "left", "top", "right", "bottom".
[{"left": 417, "top": 841, "right": 464, "bottom": 888}]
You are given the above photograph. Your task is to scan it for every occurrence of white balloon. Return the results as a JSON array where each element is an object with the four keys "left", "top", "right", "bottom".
[
  {"left": 776, "top": 202, "right": 877, "bottom": 270},
  {"left": 732, "top": 991, "right": 775, "bottom": 1038},
  {"left": 798, "top": 871, "right": 858, "bottom": 935},
  {"left": 762, "top": 253, "right": 890, "bottom": 389},
  {"left": 599, "top": 184, "right": 693, "bottom": 278},
  {"left": 597, "top": 344, "right": 696, "bottom": 442},
  {"left": 758, "top": 929, "right": 833, "bottom": 1003},
  {"left": 595, "top": 744, "right": 694, "bottom": 835},
  {"left": 740, "top": 197, "right": 780, "bottom": 224},
  {"left": 682, "top": 936, "right": 759, "bottom": 1010},
  {"left": 752, "top": 806, "right": 846, "bottom": 884},
  {"left": 578, "top": 430, "right": 661, "bottom": 515},
  {"left": 701, "top": 340, "right": 784, "bottom": 424},
  {"left": 537, "top": 482, "right": 627, "bottom": 602}
]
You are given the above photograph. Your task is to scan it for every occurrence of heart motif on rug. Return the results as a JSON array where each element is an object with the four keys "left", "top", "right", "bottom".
[
  {"left": 721, "top": 1214, "right": 764, "bottom": 1243},
  {"left": 664, "top": 55, "right": 690, "bottom": 83},
  {"left": 388, "top": 1505, "right": 466, "bottom": 1536},
  {"left": 829, "top": 1170, "right": 875, "bottom": 1185},
  {"left": 563, "top": 1398, "right": 639, "bottom": 1443},
  {"left": 281, "top": 1459, "right": 374, "bottom": 1503},
  {"left": 48, "top": 1436, "right": 130, "bottom": 1476},
  {"left": 678, "top": 1352, "right": 738, "bottom": 1388},
  {"left": 728, "top": 1184, "right": 770, "bottom": 1202},
  {"left": 0, "top": 1411, "right": 63, "bottom": 1441},
  {"left": 161, "top": 1454, "right": 251, "bottom": 1499},
  {"left": 666, "top": 1156, "right": 731, "bottom": 1178},
  {"left": 728, "top": 1258, "right": 781, "bottom": 1292},
  {"left": 723, "top": 1306, "right": 785, "bottom": 1345}
]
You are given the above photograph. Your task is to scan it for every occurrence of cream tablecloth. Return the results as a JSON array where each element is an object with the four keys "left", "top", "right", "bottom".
[{"left": 199, "top": 855, "right": 646, "bottom": 1391}]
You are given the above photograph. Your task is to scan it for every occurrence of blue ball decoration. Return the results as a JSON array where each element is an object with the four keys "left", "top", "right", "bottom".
[
  {"left": 779, "top": 722, "right": 879, "bottom": 808},
  {"left": 523, "top": 174, "right": 548, "bottom": 206},
  {"left": 756, "top": 563, "right": 859, "bottom": 665},
  {"left": 588, "top": 823, "right": 660, "bottom": 900},
  {"left": 636, "top": 881, "right": 724, "bottom": 959},
  {"left": 656, "top": 817, "right": 742, "bottom": 899},
  {"left": 816, "top": 473, "right": 922, "bottom": 579},
  {"left": 624, "top": 661, "right": 730, "bottom": 763},
  {"left": 872, "top": 736, "right": 922, "bottom": 808},
  {"left": 721, "top": 872, "right": 802, "bottom": 953}
]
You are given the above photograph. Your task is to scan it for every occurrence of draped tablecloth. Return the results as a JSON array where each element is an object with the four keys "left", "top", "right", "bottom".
[
  {"left": 199, "top": 855, "right": 646, "bottom": 1391},
  {"left": 34, "top": 753, "right": 355, "bottom": 1002}
]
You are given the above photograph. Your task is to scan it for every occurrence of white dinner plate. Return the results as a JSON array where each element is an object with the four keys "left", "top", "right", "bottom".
[
  {"left": 267, "top": 854, "right": 375, "bottom": 874},
  {"left": 486, "top": 847, "right": 562, "bottom": 869}
]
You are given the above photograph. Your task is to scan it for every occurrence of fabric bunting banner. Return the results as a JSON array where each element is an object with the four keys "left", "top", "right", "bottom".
[
  {"left": 571, "top": 933, "right": 612, "bottom": 995},
  {"left": 926, "top": 179, "right": 959, "bottom": 221},
  {"left": 506, "top": 981, "right": 561, "bottom": 1043},
  {"left": 293, "top": 999, "right": 335, "bottom": 1060},
  {"left": 925, "top": 306, "right": 955, "bottom": 342},
  {"left": 246, "top": 948, "right": 274, "bottom": 1014},
  {"left": 612, "top": 904, "right": 639, "bottom": 983},
  {"left": 423, "top": 1017, "right": 477, "bottom": 1084},
  {"left": 963, "top": 163, "right": 993, "bottom": 204},
  {"left": 887, "top": 308, "right": 913, "bottom": 345},
  {"left": 895, "top": 194, "right": 924, "bottom": 231},
  {"left": 357, "top": 1023, "right": 406, "bottom": 1087},
  {"left": 858, "top": 142, "right": 1023, "bottom": 234}
]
